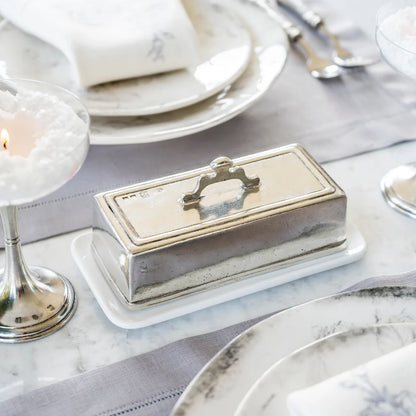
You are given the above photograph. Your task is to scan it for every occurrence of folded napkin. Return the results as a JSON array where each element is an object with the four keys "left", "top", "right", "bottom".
[
  {"left": 287, "top": 341, "right": 416, "bottom": 416},
  {"left": 0, "top": 0, "right": 198, "bottom": 87}
]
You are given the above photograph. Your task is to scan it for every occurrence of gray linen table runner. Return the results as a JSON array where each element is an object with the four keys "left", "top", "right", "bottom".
[
  {"left": 4, "top": 0, "right": 416, "bottom": 246},
  {"left": 1, "top": 271, "right": 415, "bottom": 416}
]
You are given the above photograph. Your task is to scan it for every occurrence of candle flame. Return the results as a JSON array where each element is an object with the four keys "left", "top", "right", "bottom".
[{"left": 1, "top": 129, "right": 8, "bottom": 150}]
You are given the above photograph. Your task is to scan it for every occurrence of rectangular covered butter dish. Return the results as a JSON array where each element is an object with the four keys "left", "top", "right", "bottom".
[{"left": 92, "top": 144, "right": 347, "bottom": 309}]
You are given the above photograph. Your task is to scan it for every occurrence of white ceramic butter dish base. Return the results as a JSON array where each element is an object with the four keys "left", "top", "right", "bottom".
[{"left": 71, "top": 224, "right": 365, "bottom": 329}]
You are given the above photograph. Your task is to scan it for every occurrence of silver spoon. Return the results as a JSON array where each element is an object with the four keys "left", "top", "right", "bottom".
[
  {"left": 319, "top": 25, "right": 375, "bottom": 68},
  {"left": 277, "top": 0, "right": 374, "bottom": 68},
  {"left": 294, "top": 33, "right": 342, "bottom": 78},
  {"left": 255, "top": 1, "right": 342, "bottom": 79}
]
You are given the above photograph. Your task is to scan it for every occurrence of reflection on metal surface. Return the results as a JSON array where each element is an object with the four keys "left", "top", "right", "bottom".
[
  {"left": 191, "top": 186, "right": 260, "bottom": 221},
  {"left": 381, "top": 163, "right": 416, "bottom": 219},
  {"left": 0, "top": 206, "right": 77, "bottom": 343},
  {"left": 181, "top": 156, "right": 260, "bottom": 207},
  {"left": 92, "top": 144, "right": 347, "bottom": 308}
]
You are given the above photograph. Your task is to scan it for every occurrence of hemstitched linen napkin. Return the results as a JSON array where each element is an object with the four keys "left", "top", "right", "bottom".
[
  {"left": 287, "top": 341, "right": 416, "bottom": 416},
  {"left": 0, "top": 271, "right": 415, "bottom": 416},
  {"left": 3, "top": 0, "right": 416, "bottom": 246},
  {"left": 0, "top": 0, "right": 198, "bottom": 87}
]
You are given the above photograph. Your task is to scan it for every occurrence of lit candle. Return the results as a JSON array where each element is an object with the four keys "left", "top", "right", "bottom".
[
  {"left": 0, "top": 113, "right": 42, "bottom": 157},
  {"left": 1, "top": 128, "right": 8, "bottom": 150},
  {"left": 0, "top": 83, "right": 89, "bottom": 206}
]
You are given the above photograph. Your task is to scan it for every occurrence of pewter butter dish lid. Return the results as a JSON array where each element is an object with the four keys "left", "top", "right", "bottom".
[
  {"left": 95, "top": 144, "right": 345, "bottom": 255},
  {"left": 91, "top": 143, "right": 349, "bottom": 309}
]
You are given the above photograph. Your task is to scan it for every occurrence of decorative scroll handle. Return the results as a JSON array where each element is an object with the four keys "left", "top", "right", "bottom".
[{"left": 181, "top": 156, "right": 260, "bottom": 207}]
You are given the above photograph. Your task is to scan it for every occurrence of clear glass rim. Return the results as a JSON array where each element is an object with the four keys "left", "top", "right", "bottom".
[
  {"left": 0, "top": 77, "right": 90, "bottom": 153},
  {"left": 376, "top": 0, "right": 416, "bottom": 56},
  {"left": 0, "top": 78, "right": 90, "bottom": 206}
]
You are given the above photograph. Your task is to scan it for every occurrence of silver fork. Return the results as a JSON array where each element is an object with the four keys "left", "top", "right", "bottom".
[
  {"left": 277, "top": 0, "right": 374, "bottom": 68},
  {"left": 256, "top": 1, "right": 342, "bottom": 79},
  {"left": 282, "top": 19, "right": 342, "bottom": 78}
]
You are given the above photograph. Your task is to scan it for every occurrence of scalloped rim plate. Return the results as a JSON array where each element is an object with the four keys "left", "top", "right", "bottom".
[{"left": 89, "top": 0, "right": 288, "bottom": 144}]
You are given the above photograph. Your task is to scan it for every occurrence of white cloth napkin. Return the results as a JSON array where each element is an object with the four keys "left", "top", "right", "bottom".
[
  {"left": 0, "top": 0, "right": 198, "bottom": 87},
  {"left": 287, "top": 342, "right": 416, "bottom": 416}
]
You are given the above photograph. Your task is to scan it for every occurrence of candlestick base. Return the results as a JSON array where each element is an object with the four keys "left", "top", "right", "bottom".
[
  {"left": 381, "top": 163, "right": 416, "bottom": 219},
  {"left": 0, "top": 266, "right": 77, "bottom": 343}
]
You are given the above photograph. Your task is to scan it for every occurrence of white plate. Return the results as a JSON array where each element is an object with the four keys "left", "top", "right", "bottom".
[
  {"left": 0, "top": 1, "right": 252, "bottom": 117},
  {"left": 71, "top": 224, "right": 365, "bottom": 329},
  {"left": 89, "top": 0, "right": 288, "bottom": 144},
  {"left": 236, "top": 323, "right": 416, "bottom": 416},
  {"left": 170, "top": 286, "right": 416, "bottom": 416}
]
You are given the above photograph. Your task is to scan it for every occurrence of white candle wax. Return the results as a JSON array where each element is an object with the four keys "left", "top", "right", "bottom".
[
  {"left": 0, "top": 85, "right": 89, "bottom": 206},
  {"left": 1, "top": 114, "right": 41, "bottom": 157}
]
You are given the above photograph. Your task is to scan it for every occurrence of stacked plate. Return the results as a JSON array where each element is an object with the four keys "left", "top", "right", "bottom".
[
  {"left": 0, "top": 0, "right": 288, "bottom": 145},
  {"left": 170, "top": 286, "right": 416, "bottom": 415}
]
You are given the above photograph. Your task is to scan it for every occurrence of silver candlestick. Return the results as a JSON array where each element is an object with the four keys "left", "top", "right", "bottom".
[{"left": 0, "top": 79, "right": 89, "bottom": 342}]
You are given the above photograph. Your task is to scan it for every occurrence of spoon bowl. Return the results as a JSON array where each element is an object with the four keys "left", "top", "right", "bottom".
[
  {"left": 332, "top": 53, "right": 376, "bottom": 68},
  {"left": 297, "top": 38, "right": 343, "bottom": 79},
  {"left": 308, "top": 57, "right": 343, "bottom": 79}
]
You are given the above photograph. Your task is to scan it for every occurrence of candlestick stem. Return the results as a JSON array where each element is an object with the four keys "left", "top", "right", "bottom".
[
  {"left": 0, "top": 206, "right": 77, "bottom": 343},
  {"left": 1, "top": 206, "right": 34, "bottom": 296}
]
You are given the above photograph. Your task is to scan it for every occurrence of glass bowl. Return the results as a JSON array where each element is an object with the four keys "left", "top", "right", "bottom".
[
  {"left": 0, "top": 78, "right": 89, "bottom": 206},
  {"left": 376, "top": 1, "right": 416, "bottom": 218}
]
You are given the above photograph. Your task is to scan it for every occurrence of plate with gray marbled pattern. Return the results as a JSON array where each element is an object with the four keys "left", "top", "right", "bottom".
[
  {"left": 170, "top": 287, "right": 416, "bottom": 416},
  {"left": 236, "top": 323, "right": 416, "bottom": 415},
  {"left": 0, "top": 0, "right": 252, "bottom": 117}
]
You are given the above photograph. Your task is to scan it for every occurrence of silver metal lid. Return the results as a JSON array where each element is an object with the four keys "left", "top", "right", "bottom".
[{"left": 95, "top": 144, "right": 341, "bottom": 254}]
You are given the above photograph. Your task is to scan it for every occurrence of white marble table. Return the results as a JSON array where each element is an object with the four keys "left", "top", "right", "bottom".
[{"left": 1, "top": 0, "right": 415, "bottom": 403}]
